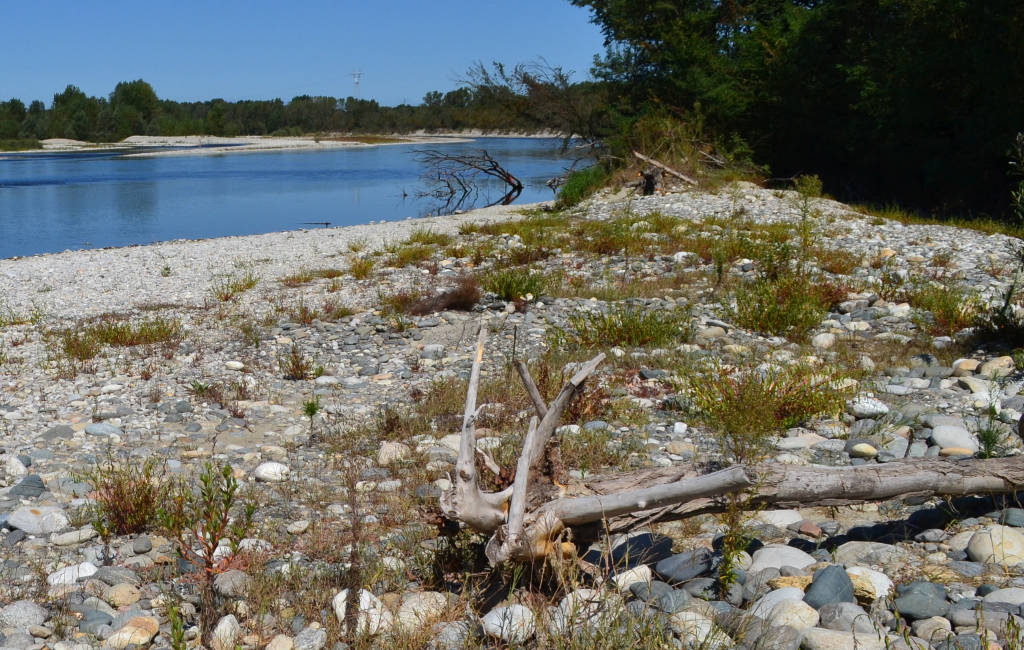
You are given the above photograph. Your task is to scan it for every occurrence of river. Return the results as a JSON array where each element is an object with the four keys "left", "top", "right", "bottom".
[{"left": 0, "top": 138, "right": 575, "bottom": 259}]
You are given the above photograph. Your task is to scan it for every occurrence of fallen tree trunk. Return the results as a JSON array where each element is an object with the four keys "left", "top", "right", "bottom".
[
  {"left": 440, "top": 332, "right": 1024, "bottom": 563},
  {"left": 568, "top": 457, "right": 1024, "bottom": 534}
]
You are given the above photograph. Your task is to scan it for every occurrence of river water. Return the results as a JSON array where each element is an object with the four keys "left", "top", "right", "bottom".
[{"left": 0, "top": 138, "right": 575, "bottom": 259}]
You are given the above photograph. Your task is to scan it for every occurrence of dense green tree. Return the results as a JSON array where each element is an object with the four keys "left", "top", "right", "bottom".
[{"left": 573, "top": 0, "right": 1024, "bottom": 216}]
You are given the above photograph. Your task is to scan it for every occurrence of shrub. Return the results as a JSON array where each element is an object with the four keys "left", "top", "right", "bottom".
[
  {"left": 406, "top": 273, "right": 481, "bottom": 315},
  {"left": 552, "top": 303, "right": 692, "bottom": 349},
  {"left": 348, "top": 256, "right": 374, "bottom": 280},
  {"left": 210, "top": 267, "right": 258, "bottom": 302},
  {"left": 725, "top": 274, "right": 832, "bottom": 338},
  {"left": 482, "top": 268, "right": 546, "bottom": 301},
  {"left": 78, "top": 454, "right": 167, "bottom": 536},
  {"left": 906, "top": 279, "right": 984, "bottom": 337},
  {"left": 280, "top": 343, "right": 313, "bottom": 380},
  {"left": 556, "top": 165, "right": 610, "bottom": 208}
]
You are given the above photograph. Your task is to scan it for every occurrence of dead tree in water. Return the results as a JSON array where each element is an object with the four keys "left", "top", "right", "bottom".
[
  {"left": 414, "top": 149, "right": 523, "bottom": 214},
  {"left": 440, "top": 325, "right": 1024, "bottom": 566}
]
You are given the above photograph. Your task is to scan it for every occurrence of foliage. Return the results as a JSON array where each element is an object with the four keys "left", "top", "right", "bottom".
[
  {"left": 78, "top": 453, "right": 167, "bottom": 536},
  {"left": 557, "top": 165, "right": 611, "bottom": 208},
  {"left": 551, "top": 303, "right": 691, "bottom": 349},
  {"left": 481, "top": 267, "right": 546, "bottom": 301},
  {"left": 572, "top": 0, "right": 1024, "bottom": 219},
  {"left": 724, "top": 274, "right": 833, "bottom": 338},
  {"left": 158, "top": 462, "right": 254, "bottom": 646},
  {"left": 683, "top": 360, "right": 854, "bottom": 464},
  {"left": 280, "top": 343, "right": 313, "bottom": 380}
]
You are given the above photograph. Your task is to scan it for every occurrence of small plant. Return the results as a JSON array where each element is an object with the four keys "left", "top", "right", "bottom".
[
  {"left": 404, "top": 227, "right": 452, "bottom": 247},
  {"left": 280, "top": 343, "right": 312, "bottom": 380},
  {"left": 552, "top": 303, "right": 692, "bottom": 349},
  {"left": 725, "top": 274, "right": 833, "bottom": 338},
  {"left": 160, "top": 264, "right": 172, "bottom": 277},
  {"left": 348, "top": 255, "right": 375, "bottom": 280},
  {"left": 303, "top": 394, "right": 321, "bottom": 439},
  {"left": 77, "top": 453, "right": 167, "bottom": 536},
  {"left": 482, "top": 267, "right": 546, "bottom": 302},
  {"left": 903, "top": 277, "right": 984, "bottom": 337},
  {"left": 210, "top": 266, "right": 259, "bottom": 302},
  {"left": 158, "top": 462, "right": 254, "bottom": 647}
]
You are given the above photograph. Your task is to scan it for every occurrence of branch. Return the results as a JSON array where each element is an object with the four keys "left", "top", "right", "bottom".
[
  {"left": 514, "top": 359, "right": 548, "bottom": 419},
  {"left": 633, "top": 150, "right": 698, "bottom": 186},
  {"left": 439, "top": 325, "right": 512, "bottom": 531}
]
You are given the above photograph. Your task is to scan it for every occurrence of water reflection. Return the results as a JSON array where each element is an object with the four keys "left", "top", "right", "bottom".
[{"left": 0, "top": 138, "right": 577, "bottom": 258}]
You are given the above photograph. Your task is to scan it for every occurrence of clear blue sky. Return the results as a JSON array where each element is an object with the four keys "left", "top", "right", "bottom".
[{"left": 1, "top": 0, "right": 606, "bottom": 108}]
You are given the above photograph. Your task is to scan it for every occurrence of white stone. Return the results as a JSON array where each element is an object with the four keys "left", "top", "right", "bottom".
[
  {"left": 225, "top": 361, "right": 245, "bottom": 371},
  {"left": 747, "top": 544, "right": 816, "bottom": 573},
  {"left": 5, "top": 455, "right": 28, "bottom": 477},
  {"left": 7, "top": 506, "right": 69, "bottom": 535},
  {"left": 610, "top": 564, "right": 651, "bottom": 592},
  {"left": 756, "top": 510, "right": 804, "bottom": 528},
  {"left": 46, "top": 561, "right": 98, "bottom": 586},
  {"left": 669, "top": 611, "right": 730, "bottom": 648},
  {"left": 801, "top": 627, "right": 887, "bottom": 650},
  {"left": 210, "top": 614, "right": 241, "bottom": 650},
  {"left": 481, "top": 604, "right": 535, "bottom": 644},
  {"left": 930, "top": 425, "right": 978, "bottom": 453},
  {"left": 749, "top": 587, "right": 805, "bottom": 619},
  {"left": 332, "top": 589, "right": 393, "bottom": 635},
  {"left": 395, "top": 591, "right": 448, "bottom": 631},
  {"left": 847, "top": 397, "right": 889, "bottom": 418},
  {"left": 811, "top": 333, "right": 836, "bottom": 350},
  {"left": 253, "top": 461, "right": 289, "bottom": 482}
]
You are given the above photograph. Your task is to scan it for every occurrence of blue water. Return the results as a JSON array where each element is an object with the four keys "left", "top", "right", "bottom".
[{"left": 0, "top": 138, "right": 575, "bottom": 259}]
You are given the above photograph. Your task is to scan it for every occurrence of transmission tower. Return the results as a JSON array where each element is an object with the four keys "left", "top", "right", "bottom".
[{"left": 351, "top": 70, "right": 363, "bottom": 98}]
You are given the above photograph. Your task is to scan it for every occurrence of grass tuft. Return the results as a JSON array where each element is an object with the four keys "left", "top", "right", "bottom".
[{"left": 552, "top": 303, "right": 691, "bottom": 349}]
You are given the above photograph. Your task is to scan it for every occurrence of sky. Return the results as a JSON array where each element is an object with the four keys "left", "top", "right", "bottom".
[{"left": 1, "top": 0, "right": 607, "bottom": 108}]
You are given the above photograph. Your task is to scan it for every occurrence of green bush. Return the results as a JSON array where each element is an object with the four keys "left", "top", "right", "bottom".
[
  {"left": 552, "top": 303, "right": 691, "bottom": 349},
  {"left": 725, "top": 274, "right": 832, "bottom": 338},
  {"left": 482, "top": 268, "right": 546, "bottom": 301},
  {"left": 556, "top": 165, "right": 610, "bottom": 208}
]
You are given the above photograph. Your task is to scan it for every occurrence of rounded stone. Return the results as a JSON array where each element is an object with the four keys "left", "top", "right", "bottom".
[
  {"left": 225, "top": 360, "right": 245, "bottom": 371},
  {"left": 332, "top": 589, "right": 394, "bottom": 635},
  {"left": 105, "top": 583, "right": 141, "bottom": 607},
  {"left": 396, "top": 591, "right": 448, "bottom": 631},
  {"left": 803, "top": 565, "right": 855, "bottom": 609},
  {"left": 378, "top": 441, "right": 411, "bottom": 465},
  {"left": 106, "top": 616, "right": 159, "bottom": 649},
  {"left": 849, "top": 442, "right": 878, "bottom": 459},
  {"left": 748, "top": 544, "right": 816, "bottom": 573},
  {"left": 8, "top": 505, "right": 69, "bottom": 535},
  {"left": 254, "top": 461, "right": 289, "bottom": 482},
  {"left": 966, "top": 525, "right": 1024, "bottom": 567},
  {"left": 0, "top": 600, "right": 48, "bottom": 629},
  {"left": 770, "top": 599, "right": 819, "bottom": 630},
  {"left": 481, "top": 604, "right": 535, "bottom": 644}
]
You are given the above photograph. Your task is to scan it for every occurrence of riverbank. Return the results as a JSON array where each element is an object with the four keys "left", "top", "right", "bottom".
[
  {"left": 1, "top": 185, "right": 1024, "bottom": 648},
  {"left": 4, "top": 134, "right": 473, "bottom": 158}
]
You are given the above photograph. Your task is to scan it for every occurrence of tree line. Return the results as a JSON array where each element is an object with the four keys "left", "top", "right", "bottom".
[
  {"left": 0, "top": 79, "right": 543, "bottom": 144},
  {"left": 564, "top": 0, "right": 1024, "bottom": 219}
]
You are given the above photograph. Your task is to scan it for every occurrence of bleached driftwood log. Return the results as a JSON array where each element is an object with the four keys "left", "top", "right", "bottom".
[{"left": 440, "top": 332, "right": 1024, "bottom": 564}]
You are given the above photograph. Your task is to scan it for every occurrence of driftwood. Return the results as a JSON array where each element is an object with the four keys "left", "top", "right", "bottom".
[
  {"left": 414, "top": 149, "right": 523, "bottom": 214},
  {"left": 440, "top": 334, "right": 1024, "bottom": 564},
  {"left": 633, "top": 150, "right": 698, "bottom": 186}
]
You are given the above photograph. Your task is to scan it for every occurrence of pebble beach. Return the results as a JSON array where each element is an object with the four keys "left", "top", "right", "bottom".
[{"left": 2, "top": 182, "right": 1024, "bottom": 649}]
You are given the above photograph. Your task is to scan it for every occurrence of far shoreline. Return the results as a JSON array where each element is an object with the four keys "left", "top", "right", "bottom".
[{"left": 0, "top": 131, "right": 562, "bottom": 158}]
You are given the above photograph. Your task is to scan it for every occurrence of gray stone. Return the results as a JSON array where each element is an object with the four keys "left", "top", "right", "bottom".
[
  {"left": 293, "top": 626, "right": 327, "bottom": 650},
  {"left": 804, "top": 565, "right": 855, "bottom": 609},
  {"left": 132, "top": 535, "right": 152, "bottom": 554},
  {"left": 833, "top": 541, "right": 908, "bottom": 566},
  {"left": 0, "top": 600, "right": 48, "bottom": 629},
  {"left": 8, "top": 474, "right": 45, "bottom": 498},
  {"left": 930, "top": 425, "right": 978, "bottom": 452},
  {"left": 892, "top": 581, "right": 949, "bottom": 620},
  {"left": 421, "top": 344, "right": 445, "bottom": 360},
  {"left": 84, "top": 422, "right": 122, "bottom": 437},
  {"left": 94, "top": 566, "right": 141, "bottom": 586},
  {"left": 800, "top": 627, "right": 887, "bottom": 650},
  {"left": 747, "top": 544, "right": 816, "bottom": 573},
  {"left": 818, "top": 602, "right": 877, "bottom": 633},
  {"left": 655, "top": 547, "right": 713, "bottom": 583},
  {"left": 210, "top": 614, "right": 240, "bottom": 650},
  {"left": 214, "top": 569, "right": 251, "bottom": 597}
]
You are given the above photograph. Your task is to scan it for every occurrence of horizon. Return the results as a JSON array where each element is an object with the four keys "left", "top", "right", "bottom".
[{"left": 1, "top": 0, "right": 605, "bottom": 108}]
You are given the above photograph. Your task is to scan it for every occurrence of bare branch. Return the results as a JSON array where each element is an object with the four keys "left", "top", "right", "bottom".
[{"left": 514, "top": 359, "right": 548, "bottom": 419}]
